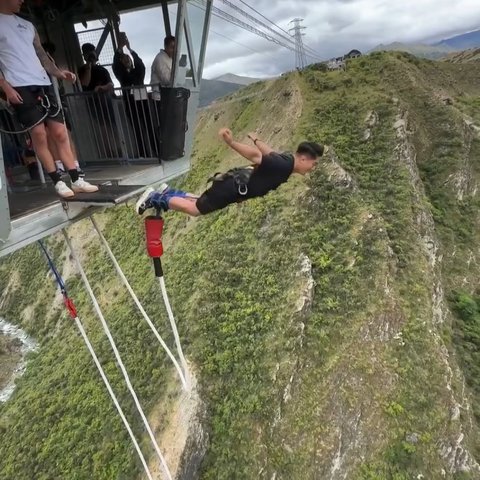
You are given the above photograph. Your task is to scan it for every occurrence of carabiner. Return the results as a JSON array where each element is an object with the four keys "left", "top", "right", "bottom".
[{"left": 238, "top": 184, "right": 248, "bottom": 196}]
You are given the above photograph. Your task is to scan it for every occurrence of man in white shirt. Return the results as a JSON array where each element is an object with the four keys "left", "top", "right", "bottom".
[
  {"left": 0, "top": 0, "right": 98, "bottom": 198},
  {"left": 151, "top": 35, "right": 175, "bottom": 89}
]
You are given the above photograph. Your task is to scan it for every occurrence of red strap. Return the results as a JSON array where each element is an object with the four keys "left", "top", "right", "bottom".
[
  {"left": 145, "top": 216, "right": 164, "bottom": 258},
  {"left": 63, "top": 295, "right": 78, "bottom": 319}
]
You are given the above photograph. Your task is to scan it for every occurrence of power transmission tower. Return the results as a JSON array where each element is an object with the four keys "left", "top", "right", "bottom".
[{"left": 289, "top": 18, "right": 307, "bottom": 69}]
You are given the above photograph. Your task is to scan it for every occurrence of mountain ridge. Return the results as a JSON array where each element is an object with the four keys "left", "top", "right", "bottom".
[
  {"left": 435, "top": 28, "right": 480, "bottom": 50},
  {"left": 371, "top": 29, "right": 480, "bottom": 59},
  {"left": 212, "top": 73, "right": 263, "bottom": 85},
  {"left": 1, "top": 52, "right": 480, "bottom": 478}
]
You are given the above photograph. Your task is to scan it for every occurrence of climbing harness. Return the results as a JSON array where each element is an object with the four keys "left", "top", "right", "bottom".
[
  {"left": 0, "top": 93, "right": 62, "bottom": 135},
  {"left": 37, "top": 239, "right": 155, "bottom": 480},
  {"left": 208, "top": 165, "right": 255, "bottom": 196}
]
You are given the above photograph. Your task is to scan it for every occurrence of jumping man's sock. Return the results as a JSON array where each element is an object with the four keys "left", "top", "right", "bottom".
[
  {"left": 68, "top": 169, "right": 80, "bottom": 183},
  {"left": 149, "top": 191, "right": 170, "bottom": 211},
  {"left": 163, "top": 189, "right": 188, "bottom": 200},
  {"left": 48, "top": 170, "right": 62, "bottom": 185},
  {"left": 153, "top": 189, "right": 188, "bottom": 211}
]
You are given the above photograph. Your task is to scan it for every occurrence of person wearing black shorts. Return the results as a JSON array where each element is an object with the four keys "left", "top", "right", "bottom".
[
  {"left": 0, "top": 1, "right": 98, "bottom": 198},
  {"left": 135, "top": 127, "right": 324, "bottom": 217}
]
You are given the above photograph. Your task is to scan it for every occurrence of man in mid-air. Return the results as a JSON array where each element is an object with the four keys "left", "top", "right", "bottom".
[{"left": 136, "top": 127, "right": 324, "bottom": 217}]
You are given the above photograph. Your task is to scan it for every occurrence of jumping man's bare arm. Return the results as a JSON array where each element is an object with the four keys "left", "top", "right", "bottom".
[
  {"left": 248, "top": 133, "right": 274, "bottom": 155},
  {"left": 220, "top": 128, "right": 262, "bottom": 165}
]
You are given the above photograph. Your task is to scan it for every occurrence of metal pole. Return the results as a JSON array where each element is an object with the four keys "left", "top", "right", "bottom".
[
  {"left": 172, "top": 0, "right": 187, "bottom": 87},
  {"left": 183, "top": 7, "right": 199, "bottom": 88},
  {"left": 0, "top": 132, "right": 11, "bottom": 243},
  {"left": 197, "top": 0, "right": 212, "bottom": 81},
  {"left": 162, "top": 1, "right": 172, "bottom": 37}
]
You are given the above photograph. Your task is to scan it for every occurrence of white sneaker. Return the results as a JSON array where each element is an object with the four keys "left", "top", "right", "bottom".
[
  {"left": 71, "top": 178, "right": 99, "bottom": 193},
  {"left": 55, "top": 180, "right": 75, "bottom": 198},
  {"left": 135, "top": 183, "right": 169, "bottom": 215},
  {"left": 135, "top": 187, "right": 154, "bottom": 215}
]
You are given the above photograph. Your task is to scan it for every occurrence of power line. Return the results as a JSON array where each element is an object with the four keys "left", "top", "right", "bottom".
[
  {"left": 192, "top": 0, "right": 320, "bottom": 61},
  {"left": 237, "top": 0, "right": 320, "bottom": 58},
  {"left": 217, "top": 0, "right": 297, "bottom": 50},
  {"left": 192, "top": 0, "right": 297, "bottom": 54},
  {"left": 219, "top": 0, "right": 321, "bottom": 60},
  {"left": 210, "top": 29, "right": 278, "bottom": 61}
]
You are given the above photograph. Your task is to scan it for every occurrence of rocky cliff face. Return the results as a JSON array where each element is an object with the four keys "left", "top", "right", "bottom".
[{"left": 0, "top": 52, "right": 479, "bottom": 479}]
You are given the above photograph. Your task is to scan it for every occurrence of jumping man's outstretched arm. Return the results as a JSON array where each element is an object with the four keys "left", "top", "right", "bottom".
[
  {"left": 219, "top": 128, "right": 262, "bottom": 165},
  {"left": 247, "top": 132, "right": 274, "bottom": 155}
]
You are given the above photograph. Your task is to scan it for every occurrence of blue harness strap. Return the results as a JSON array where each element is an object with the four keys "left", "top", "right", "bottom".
[
  {"left": 38, "top": 240, "right": 78, "bottom": 319},
  {"left": 38, "top": 240, "right": 66, "bottom": 293}
]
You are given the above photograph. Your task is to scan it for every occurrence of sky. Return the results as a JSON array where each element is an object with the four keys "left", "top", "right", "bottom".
[{"left": 78, "top": 0, "right": 480, "bottom": 81}]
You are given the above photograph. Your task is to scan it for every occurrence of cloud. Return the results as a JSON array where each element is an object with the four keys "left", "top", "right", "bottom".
[{"left": 106, "top": 0, "right": 480, "bottom": 80}]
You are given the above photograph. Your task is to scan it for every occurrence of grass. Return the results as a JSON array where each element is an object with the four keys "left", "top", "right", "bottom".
[{"left": 0, "top": 52, "right": 480, "bottom": 478}]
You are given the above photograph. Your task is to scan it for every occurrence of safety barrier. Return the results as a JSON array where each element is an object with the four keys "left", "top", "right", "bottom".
[{"left": 64, "top": 85, "right": 190, "bottom": 166}]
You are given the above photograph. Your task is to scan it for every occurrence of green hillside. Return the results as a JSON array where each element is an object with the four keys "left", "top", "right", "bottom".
[{"left": 1, "top": 51, "right": 480, "bottom": 479}]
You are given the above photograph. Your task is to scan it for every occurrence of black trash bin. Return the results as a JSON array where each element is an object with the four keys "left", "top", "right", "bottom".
[{"left": 158, "top": 87, "right": 190, "bottom": 161}]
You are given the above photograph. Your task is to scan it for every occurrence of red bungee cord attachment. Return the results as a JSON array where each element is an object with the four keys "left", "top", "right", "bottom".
[
  {"left": 144, "top": 215, "right": 165, "bottom": 277},
  {"left": 143, "top": 212, "right": 191, "bottom": 387}
]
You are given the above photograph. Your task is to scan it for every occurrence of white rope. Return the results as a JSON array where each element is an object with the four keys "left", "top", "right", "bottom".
[
  {"left": 73, "top": 316, "right": 154, "bottom": 480},
  {"left": 62, "top": 230, "right": 173, "bottom": 480},
  {"left": 90, "top": 216, "right": 188, "bottom": 389},
  {"left": 158, "top": 276, "right": 190, "bottom": 387}
]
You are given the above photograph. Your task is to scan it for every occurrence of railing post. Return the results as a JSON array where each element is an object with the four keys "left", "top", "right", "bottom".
[
  {"left": 197, "top": 0, "right": 213, "bottom": 82},
  {"left": 162, "top": 0, "right": 172, "bottom": 37},
  {"left": 183, "top": 7, "right": 199, "bottom": 88},
  {"left": 0, "top": 132, "right": 11, "bottom": 243},
  {"left": 172, "top": 0, "right": 186, "bottom": 87}
]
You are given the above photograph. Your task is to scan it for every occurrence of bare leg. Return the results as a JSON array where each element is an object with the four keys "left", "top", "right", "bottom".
[
  {"left": 47, "top": 131, "right": 60, "bottom": 164},
  {"left": 29, "top": 123, "right": 56, "bottom": 173},
  {"left": 46, "top": 120, "right": 76, "bottom": 170},
  {"left": 68, "top": 131, "right": 79, "bottom": 162},
  {"left": 168, "top": 196, "right": 201, "bottom": 217},
  {"left": 47, "top": 126, "right": 78, "bottom": 166}
]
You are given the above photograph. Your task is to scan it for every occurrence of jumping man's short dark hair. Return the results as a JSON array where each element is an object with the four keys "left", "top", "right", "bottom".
[{"left": 296, "top": 141, "right": 324, "bottom": 159}]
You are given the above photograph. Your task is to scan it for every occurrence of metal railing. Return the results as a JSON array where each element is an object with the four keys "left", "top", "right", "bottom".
[
  {"left": 65, "top": 85, "right": 162, "bottom": 165},
  {"left": 0, "top": 84, "right": 191, "bottom": 189}
]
